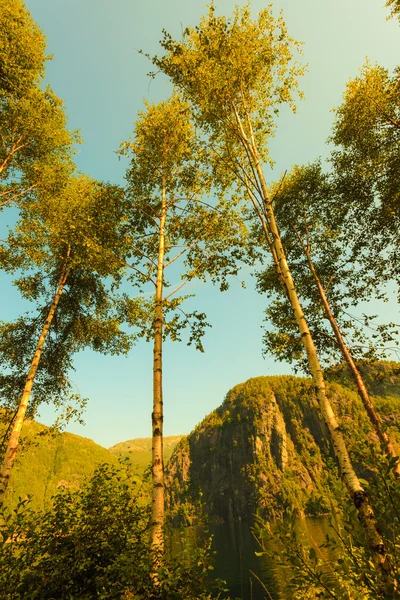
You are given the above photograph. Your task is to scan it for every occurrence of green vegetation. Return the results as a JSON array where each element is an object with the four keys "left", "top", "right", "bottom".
[
  {"left": 109, "top": 436, "right": 184, "bottom": 476},
  {"left": 1, "top": 416, "right": 117, "bottom": 511},
  {"left": 0, "top": 0, "right": 75, "bottom": 215},
  {"left": 152, "top": 3, "right": 394, "bottom": 561},
  {"left": 0, "top": 176, "right": 132, "bottom": 496},
  {"left": 1, "top": 414, "right": 182, "bottom": 511},
  {"left": 0, "top": 0, "right": 399, "bottom": 597},
  {"left": 166, "top": 363, "right": 400, "bottom": 524},
  {"left": 0, "top": 463, "right": 219, "bottom": 600}
]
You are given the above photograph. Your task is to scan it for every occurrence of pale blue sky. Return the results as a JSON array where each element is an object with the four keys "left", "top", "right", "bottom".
[{"left": 5, "top": 0, "right": 398, "bottom": 447}]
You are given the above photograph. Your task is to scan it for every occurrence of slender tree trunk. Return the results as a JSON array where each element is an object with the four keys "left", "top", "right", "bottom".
[
  {"left": 0, "top": 249, "right": 70, "bottom": 497},
  {"left": 235, "top": 107, "right": 386, "bottom": 565},
  {"left": 260, "top": 170, "right": 385, "bottom": 563},
  {"left": 151, "top": 176, "right": 167, "bottom": 557},
  {"left": 305, "top": 252, "right": 400, "bottom": 477}
]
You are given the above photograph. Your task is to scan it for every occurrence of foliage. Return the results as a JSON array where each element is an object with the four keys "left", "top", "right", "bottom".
[
  {"left": 252, "top": 364, "right": 400, "bottom": 598},
  {"left": 0, "top": 463, "right": 225, "bottom": 599},
  {"left": 0, "top": 0, "right": 75, "bottom": 213},
  {"left": 255, "top": 162, "right": 399, "bottom": 372},
  {"left": 152, "top": 3, "right": 304, "bottom": 174},
  {"left": 330, "top": 61, "right": 400, "bottom": 298},
  {"left": 150, "top": 3, "right": 305, "bottom": 261},
  {"left": 385, "top": 0, "right": 400, "bottom": 20},
  {"left": 256, "top": 448, "right": 400, "bottom": 599},
  {"left": 0, "top": 415, "right": 118, "bottom": 511},
  {"left": 119, "top": 95, "right": 249, "bottom": 349},
  {"left": 0, "top": 176, "right": 132, "bottom": 421},
  {"left": 0, "top": 414, "right": 183, "bottom": 513},
  {"left": 325, "top": 360, "right": 400, "bottom": 399},
  {"left": 119, "top": 94, "right": 251, "bottom": 552},
  {"left": 0, "top": 0, "right": 46, "bottom": 96},
  {"left": 166, "top": 364, "right": 400, "bottom": 526}
]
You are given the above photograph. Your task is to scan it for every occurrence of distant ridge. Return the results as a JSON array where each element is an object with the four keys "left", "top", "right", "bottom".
[
  {"left": 109, "top": 435, "right": 184, "bottom": 454},
  {"left": 109, "top": 436, "right": 185, "bottom": 472}
]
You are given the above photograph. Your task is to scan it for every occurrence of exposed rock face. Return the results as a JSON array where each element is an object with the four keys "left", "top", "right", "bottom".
[{"left": 166, "top": 369, "right": 400, "bottom": 524}]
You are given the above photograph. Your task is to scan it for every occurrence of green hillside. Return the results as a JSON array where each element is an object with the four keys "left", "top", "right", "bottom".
[
  {"left": 109, "top": 435, "right": 184, "bottom": 474},
  {"left": 3, "top": 360, "right": 398, "bottom": 519},
  {"left": 3, "top": 418, "right": 117, "bottom": 511},
  {"left": 1, "top": 416, "right": 184, "bottom": 511},
  {"left": 166, "top": 362, "right": 400, "bottom": 524}
]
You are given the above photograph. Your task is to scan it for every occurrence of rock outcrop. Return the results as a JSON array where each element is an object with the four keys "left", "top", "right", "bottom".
[{"left": 166, "top": 365, "right": 400, "bottom": 523}]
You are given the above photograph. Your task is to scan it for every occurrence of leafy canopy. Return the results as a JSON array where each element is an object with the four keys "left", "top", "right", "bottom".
[
  {"left": 0, "top": 462, "right": 221, "bottom": 599},
  {"left": 152, "top": 2, "right": 304, "bottom": 189},
  {"left": 0, "top": 176, "right": 132, "bottom": 421},
  {"left": 330, "top": 62, "right": 400, "bottom": 295},
  {"left": 119, "top": 96, "right": 250, "bottom": 350},
  {"left": 0, "top": 0, "right": 75, "bottom": 211},
  {"left": 0, "top": 0, "right": 46, "bottom": 96},
  {"left": 256, "top": 163, "right": 399, "bottom": 371}
]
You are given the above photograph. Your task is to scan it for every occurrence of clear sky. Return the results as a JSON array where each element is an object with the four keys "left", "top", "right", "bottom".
[{"left": 5, "top": 0, "right": 398, "bottom": 447}]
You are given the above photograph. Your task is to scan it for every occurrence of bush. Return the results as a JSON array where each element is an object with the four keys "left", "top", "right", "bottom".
[{"left": 0, "top": 463, "right": 222, "bottom": 599}]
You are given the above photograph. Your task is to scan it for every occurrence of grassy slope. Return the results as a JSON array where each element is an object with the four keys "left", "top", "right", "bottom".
[{"left": 2, "top": 415, "right": 184, "bottom": 510}]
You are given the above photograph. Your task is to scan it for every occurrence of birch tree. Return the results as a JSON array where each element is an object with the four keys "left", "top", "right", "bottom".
[
  {"left": 385, "top": 0, "right": 400, "bottom": 20},
  {"left": 0, "top": 176, "right": 131, "bottom": 497},
  {"left": 152, "top": 5, "right": 388, "bottom": 568},
  {"left": 256, "top": 162, "right": 400, "bottom": 477},
  {"left": 331, "top": 62, "right": 400, "bottom": 298},
  {"left": 0, "top": 0, "right": 75, "bottom": 214},
  {"left": 119, "top": 95, "right": 249, "bottom": 557}
]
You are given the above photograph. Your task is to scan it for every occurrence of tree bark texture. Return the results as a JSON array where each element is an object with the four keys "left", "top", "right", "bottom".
[
  {"left": 235, "top": 106, "right": 386, "bottom": 565},
  {"left": 0, "top": 250, "right": 70, "bottom": 497},
  {"left": 151, "top": 177, "right": 167, "bottom": 557},
  {"left": 306, "top": 253, "right": 400, "bottom": 478}
]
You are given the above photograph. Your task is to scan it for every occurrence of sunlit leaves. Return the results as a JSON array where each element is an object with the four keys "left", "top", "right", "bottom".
[
  {"left": 0, "top": 176, "right": 133, "bottom": 423},
  {"left": 153, "top": 3, "right": 305, "bottom": 176},
  {"left": 0, "top": 0, "right": 75, "bottom": 213},
  {"left": 385, "top": 0, "right": 400, "bottom": 20},
  {"left": 256, "top": 163, "right": 399, "bottom": 371},
  {"left": 120, "top": 96, "right": 249, "bottom": 346},
  {"left": 0, "top": 0, "right": 46, "bottom": 96},
  {"left": 331, "top": 61, "right": 400, "bottom": 297}
]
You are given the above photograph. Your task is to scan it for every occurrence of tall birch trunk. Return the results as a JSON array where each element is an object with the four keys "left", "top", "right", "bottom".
[
  {"left": 151, "top": 175, "right": 167, "bottom": 557},
  {"left": 0, "top": 249, "right": 70, "bottom": 497},
  {"left": 305, "top": 251, "right": 400, "bottom": 478},
  {"left": 234, "top": 105, "right": 386, "bottom": 565}
]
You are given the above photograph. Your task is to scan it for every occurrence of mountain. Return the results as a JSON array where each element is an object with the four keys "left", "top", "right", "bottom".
[
  {"left": 109, "top": 436, "right": 184, "bottom": 474},
  {"left": 166, "top": 362, "right": 400, "bottom": 524},
  {"left": 3, "top": 361, "right": 399, "bottom": 516},
  {"left": 2, "top": 417, "right": 182, "bottom": 510},
  {"left": 2, "top": 418, "right": 117, "bottom": 510}
]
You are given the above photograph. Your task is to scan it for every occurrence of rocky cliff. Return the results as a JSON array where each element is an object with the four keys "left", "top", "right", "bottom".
[{"left": 166, "top": 363, "right": 400, "bottom": 523}]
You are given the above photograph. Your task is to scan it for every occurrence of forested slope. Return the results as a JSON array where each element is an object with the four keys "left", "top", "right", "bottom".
[
  {"left": 1, "top": 418, "right": 117, "bottom": 510},
  {"left": 166, "top": 362, "right": 400, "bottom": 523},
  {"left": 1, "top": 418, "right": 182, "bottom": 511}
]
